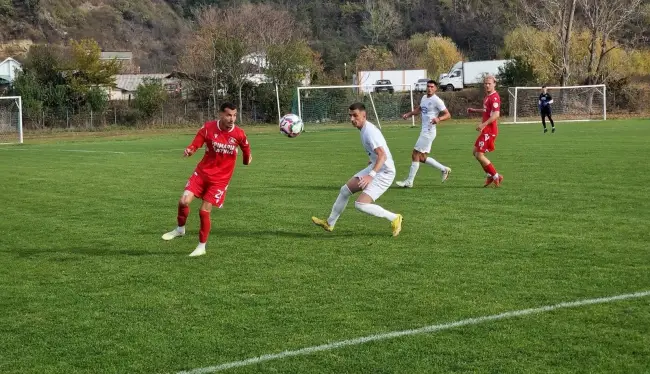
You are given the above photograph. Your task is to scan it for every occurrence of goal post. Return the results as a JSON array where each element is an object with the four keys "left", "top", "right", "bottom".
[
  {"left": 507, "top": 84, "right": 606, "bottom": 124},
  {"left": 295, "top": 84, "right": 416, "bottom": 129},
  {"left": 0, "top": 96, "right": 23, "bottom": 144}
]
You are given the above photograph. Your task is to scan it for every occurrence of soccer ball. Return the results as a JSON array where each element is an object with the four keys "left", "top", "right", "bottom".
[{"left": 279, "top": 114, "right": 303, "bottom": 138}]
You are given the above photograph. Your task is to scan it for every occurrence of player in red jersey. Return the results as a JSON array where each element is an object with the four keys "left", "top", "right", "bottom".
[
  {"left": 162, "top": 102, "right": 252, "bottom": 257},
  {"left": 467, "top": 75, "right": 503, "bottom": 187}
]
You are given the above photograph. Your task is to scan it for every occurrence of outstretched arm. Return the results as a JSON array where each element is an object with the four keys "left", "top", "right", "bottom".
[
  {"left": 184, "top": 126, "right": 207, "bottom": 157},
  {"left": 402, "top": 106, "right": 422, "bottom": 119}
]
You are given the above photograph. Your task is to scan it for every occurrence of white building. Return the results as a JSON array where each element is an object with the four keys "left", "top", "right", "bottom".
[
  {"left": 108, "top": 74, "right": 182, "bottom": 101},
  {"left": 240, "top": 52, "right": 310, "bottom": 86},
  {"left": 0, "top": 58, "right": 22, "bottom": 85}
]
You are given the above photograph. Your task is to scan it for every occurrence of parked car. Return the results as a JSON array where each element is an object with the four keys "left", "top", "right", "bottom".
[
  {"left": 414, "top": 78, "right": 428, "bottom": 92},
  {"left": 374, "top": 79, "right": 394, "bottom": 94}
]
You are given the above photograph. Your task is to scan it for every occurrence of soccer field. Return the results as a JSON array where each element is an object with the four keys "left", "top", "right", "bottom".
[{"left": 1, "top": 119, "right": 649, "bottom": 373}]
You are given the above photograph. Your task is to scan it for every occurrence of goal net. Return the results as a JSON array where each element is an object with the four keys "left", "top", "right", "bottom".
[
  {"left": 0, "top": 96, "right": 23, "bottom": 144},
  {"left": 294, "top": 84, "right": 416, "bottom": 129},
  {"left": 508, "top": 84, "right": 606, "bottom": 123}
]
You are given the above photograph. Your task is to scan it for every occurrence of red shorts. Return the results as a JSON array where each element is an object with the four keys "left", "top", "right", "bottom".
[
  {"left": 474, "top": 132, "right": 497, "bottom": 153},
  {"left": 184, "top": 172, "right": 228, "bottom": 208}
]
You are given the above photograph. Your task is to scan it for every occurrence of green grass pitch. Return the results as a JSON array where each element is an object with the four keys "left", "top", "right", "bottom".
[{"left": 1, "top": 119, "right": 649, "bottom": 373}]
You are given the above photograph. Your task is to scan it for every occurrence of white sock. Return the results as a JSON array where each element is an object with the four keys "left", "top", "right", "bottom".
[
  {"left": 425, "top": 157, "right": 446, "bottom": 171},
  {"left": 176, "top": 226, "right": 185, "bottom": 234},
  {"left": 327, "top": 185, "right": 352, "bottom": 226},
  {"left": 354, "top": 202, "right": 397, "bottom": 222},
  {"left": 406, "top": 162, "right": 420, "bottom": 182},
  {"left": 492, "top": 173, "right": 500, "bottom": 179},
  {"left": 196, "top": 242, "right": 206, "bottom": 250}
]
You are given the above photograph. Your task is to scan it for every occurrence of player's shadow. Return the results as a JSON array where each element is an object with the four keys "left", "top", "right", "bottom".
[
  {"left": 4, "top": 245, "right": 175, "bottom": 258},
  {"left": 265, "top": 184, "right": 340, "bottom": 191},
  {"left": 389, "top": 185, "right": 485, "bottom": 190},
  {"left": 214, "top": 228, "right": 379, "bottom": 238}
]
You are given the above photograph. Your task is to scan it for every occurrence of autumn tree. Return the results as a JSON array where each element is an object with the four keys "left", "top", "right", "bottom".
[
  {"left": 519, "top": 0, "right": 577, "bottom": 85},
  {"left": 66, "top": 39, "right": 121, "bottom": 110},
  {"left": 418, "top": 35, "right": 464, "bottom": 80},
  {"left": 354, "top": 45, "right": 396, "bottom": 72},
  {"left": 578, "top": 0, "right": 642, "bottom": 85}
]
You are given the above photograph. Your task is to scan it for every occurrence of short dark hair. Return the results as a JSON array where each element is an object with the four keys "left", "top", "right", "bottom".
[
  {"left": 220, "top": 102, "right": 237, "bottom": 112},
  {"left": 427, "top": 80, "right": 437, "bottom": 86},
  {"left": 349, "top": 102, "right": 366, "bottom": 111},
  {"left": 542, "top": 85, "right": 547, "bottom": 89}
]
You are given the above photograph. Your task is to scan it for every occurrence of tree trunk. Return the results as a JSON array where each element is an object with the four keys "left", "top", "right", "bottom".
[
  {"left": 238, "top": 83, "right": 244, "bottom": 124},
  {"left": 586, "top": 30, "right": 599, "bottom": 85},
  {"left": 560, "top": 0, "right": 577, "bottom": 86}
]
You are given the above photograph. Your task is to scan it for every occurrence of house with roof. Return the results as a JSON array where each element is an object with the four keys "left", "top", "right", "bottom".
[
  {"left": 100, "top": 51, "right": 139, "bottom": 74},
  {"left": 0, "top": 57, "right": 22, "bottom": 86},
  {"left": 108, "top": 73, "right": 182, "bottom": 101}
]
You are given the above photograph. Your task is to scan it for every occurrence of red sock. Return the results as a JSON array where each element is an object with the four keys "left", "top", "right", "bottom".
[
  {"left": 177, "top": 204, "right": 189, "bottom": 227},
  {"left": 483, "top": 163, "right": 497, "bottom": 176},
  {"left": 199, "top": 209, "right": 211, "bottom": 244}
]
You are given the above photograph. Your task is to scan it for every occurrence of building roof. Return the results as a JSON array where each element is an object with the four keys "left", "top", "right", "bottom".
[
  {"left": 113, "top": 74, "right": 171, "bottom": 92},
  {"left": 0, "top": 57, "right": 21, "bottom": 66},
  {"left": 101, "top": 51, "right": 133, "bottom": 60}
]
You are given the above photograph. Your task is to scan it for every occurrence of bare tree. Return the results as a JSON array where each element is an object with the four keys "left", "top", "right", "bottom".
[
  {"left": 362, "top": 0, "right": 403, "bottom": 45},
  {"left": 520, "top": 0, "right": 577, "bottom": 85},
  {"left": 578, "top": 0, "right": 643, "bottom": 84},
  {"left": 393, "top": 40, "right": 418, "bottom": 69},
  {"left": 179, "top": 4, "right": 311, "bottom": 121}
]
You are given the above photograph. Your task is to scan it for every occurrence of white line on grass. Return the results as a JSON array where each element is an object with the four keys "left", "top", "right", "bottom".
[
  {"left": 0, "top": 148, "right": 184, "bottom": 154},
  {"left": 177, "top": 290, "right": 650, "bottom": 374}
]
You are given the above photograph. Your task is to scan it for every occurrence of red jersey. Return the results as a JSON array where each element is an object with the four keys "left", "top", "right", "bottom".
[
  {"left": 187, "top": 120, "right": 251, "bottom": 184},
  {"left": 482, "top": 91, "right": 501, "bottom": 135}
]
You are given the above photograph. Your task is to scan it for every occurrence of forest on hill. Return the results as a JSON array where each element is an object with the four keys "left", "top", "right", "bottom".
[{"left": 1, "top": 0, "right": 648, "bottom": 75}]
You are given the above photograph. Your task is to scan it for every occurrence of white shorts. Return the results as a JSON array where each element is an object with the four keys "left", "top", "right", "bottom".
[
  {"left": 354, "top": 165, "right": 395, "bottom": 201},
  {"left": 414, "top": 126, "right": 437, "bottom": 153}
]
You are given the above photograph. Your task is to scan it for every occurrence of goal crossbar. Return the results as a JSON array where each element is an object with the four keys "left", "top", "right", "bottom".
[
  {"left": 296, "top": 84, "right": 416, "bottom": 129},
  {"left": 508, "top": 84, "right": 606, "bottom": 124}
]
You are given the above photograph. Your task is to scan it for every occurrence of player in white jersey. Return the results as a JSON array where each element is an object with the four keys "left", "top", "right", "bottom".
[
  {"left": 312, "top": 102, "right": 403, "bottom": 236},
  {"left": 396, "top": 80, "right": 452, "bottom": 188}
]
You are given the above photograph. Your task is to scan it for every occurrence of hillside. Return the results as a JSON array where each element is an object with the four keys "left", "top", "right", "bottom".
[
  {"left": 0, "top": 0, "right": 188, "bottom": 72},
  {"left": 1, "top": 0, "right": 649, "bottom": 75}
]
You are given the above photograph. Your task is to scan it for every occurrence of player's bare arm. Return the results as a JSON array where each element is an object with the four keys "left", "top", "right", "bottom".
[
  {"left": 358, "top": 146, "right": 387, "bottom": 189},
  {"left": 477, "top": 110, "right": 500, "bottom": 131},
  {"left": 467, "top": 107, "right": 486, "bottom": 114},
  {"left": 432, "top": 109, "right": 451, "bottom": 124},
  {"left": 402, "top": 106, "right": 422, "bottom": 120}
]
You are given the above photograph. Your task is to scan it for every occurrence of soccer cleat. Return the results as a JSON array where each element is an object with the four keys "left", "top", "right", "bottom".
[
  {"left": 552, "top": 127, "right": 556, "bottom": 133},
  {"left": 189, "top": 246, "right": 206, "bottom": 257},
  {"left": 391, "top": 214, "right": 403, "bottom": 237},
  {"left": 396, "top": 180, "right": 413, "bottom": 188},
  {"left": 441, "top": 167, "right": 451, "bottom": 183},
  {"left": 483, "top": 175, "right": 494, "bottom": 187},
  {"left": 162, "top": 228, "right": 184, "bottom": 241},
  {"left": 311, "top": 216, "right": 333, "bottom": 232},
  {"left": 544, "top": 128, "right": 548, "bottom": 133},
  {"left": 493, "top": 174, "right": 504, "bottom": 188}
]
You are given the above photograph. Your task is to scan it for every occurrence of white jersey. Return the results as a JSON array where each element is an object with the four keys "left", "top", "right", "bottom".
[
  {"left": 419, "top": 94, "right": 447, "bottom": 130},
  {"left": 360, "top": 121, "right": 395, "bottom": 172}
]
